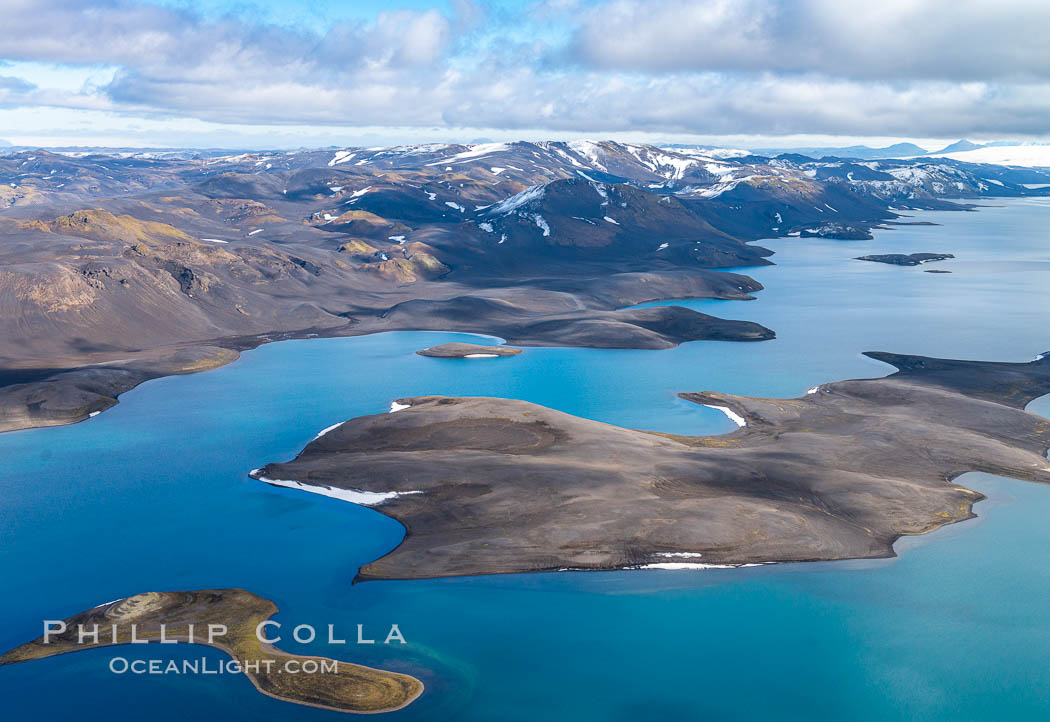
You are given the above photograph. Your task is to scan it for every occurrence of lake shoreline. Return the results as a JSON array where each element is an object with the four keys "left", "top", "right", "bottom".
[
  {"left": 250, "top": 350, "right": 1050, "bottom": 582},
  {"left": 0, "top": 282, "right": 776, "bottom": 434}
]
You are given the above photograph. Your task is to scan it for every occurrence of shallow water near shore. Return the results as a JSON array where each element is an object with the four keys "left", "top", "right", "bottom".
[{"left": 2, "top": 198, "right": 1050, "bottom": 720}]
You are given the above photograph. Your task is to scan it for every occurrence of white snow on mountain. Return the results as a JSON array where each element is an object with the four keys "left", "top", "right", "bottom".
[
  {"left": 327, "top": 150, "right": 355, "bottom": 166},
  {"left": 669, "top": 147, "right": 751, "bottom": 160},
  {"left": 682, "top": 174, "right": 759, "bottom": 199},
  {"left": 619, "top": 144, "right": 699, "bottom": 180},
  {"left": 567, "top": 140, "right": 608, "bottom": 171},
  {"left": 487, "top": 183, "right": 547, "bottom": 215},
  {"left": 542, "top": 142, "right": 586, "bottom": 168},
  {"left": 927, "top": 145, "right": 1050, "bottom": 168},
  {"left": 529, "top": 214, "right": 551, "bottom": 236},
  {"left": 426, "top": 143, "right": 512, "bottom": 166},
  {"left": 371, "top": 143, "right": 450, "bottom": 158}
]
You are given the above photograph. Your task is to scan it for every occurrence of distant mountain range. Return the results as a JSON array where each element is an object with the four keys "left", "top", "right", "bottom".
[
  {"left": 750, "top": 142, "right": 930, "bottom": 160},
  {"left": 741, "top": 139, "right": 1050, "bottom": 166},
  {"left": 925, "top": 143, "right": 1050, "bottom": 168},
  {"left": 0, "top": 144, "right": 247, "bottom": 159},
  {"left": 7, "top": 139, "right": 1050, "bottom": 165},
  {"left": 935, "top": 139, "right": 983, "bottom": 154}
]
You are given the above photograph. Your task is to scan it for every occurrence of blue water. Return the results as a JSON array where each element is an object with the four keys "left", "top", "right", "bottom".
[{"left": 2, "top": 198, "right": 1050, "bottom": 720}]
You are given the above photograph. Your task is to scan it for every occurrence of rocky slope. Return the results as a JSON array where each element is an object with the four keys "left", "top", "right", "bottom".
[
  {"left": 251, "top": 352, "right": 1050, "bottom": 580},
  {"left": 2, "top": 141, "right": 1047, "bottom": 432}
]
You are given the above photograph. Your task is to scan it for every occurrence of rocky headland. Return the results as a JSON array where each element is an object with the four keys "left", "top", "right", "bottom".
[{"left": 250, "top": 352, "right": 1050, "bottom": 580}]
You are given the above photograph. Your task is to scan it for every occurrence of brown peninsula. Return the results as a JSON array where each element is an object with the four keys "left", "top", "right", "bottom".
[{"left": 251, "top": 352, "right": 1050, "bottom": 580}]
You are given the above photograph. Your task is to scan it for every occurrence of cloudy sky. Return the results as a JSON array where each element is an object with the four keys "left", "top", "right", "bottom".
[{"left": 1, "top": 0, "right": 1048, "bottom": 148}]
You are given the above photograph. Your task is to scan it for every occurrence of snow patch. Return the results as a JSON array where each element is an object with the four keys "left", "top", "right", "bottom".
[
  {"left": 328, "top": 151, "right": 355, "bottom": 166},
  {"left": 702, "top": 404, "right": 746, "bottom": 427},
  {"left": 636, "top": 562, "right": 767, "bottom": 570},
  {"left": 567, "top": 140, "right": 608, "bottom": 171},
  {"left": 312, "top": 421, "right": 345, "bottom": 440},
  {"left": 929, "top": 144, "right": 1050, "bottom": 167},
  {"left": 425, "top": 143, "right": 511, "bottom": 166},
  {"left": 254, "top": 474, "right": 419, "bottom": 506},
  {"left": 530, "top": 214, "right": 551, "bottom": 236},
  {"left": 487, "top": 184, "right": 546, "bottom": 215},
  {"left": 576, "top": 169, "right": 602, "bottom": 185}
]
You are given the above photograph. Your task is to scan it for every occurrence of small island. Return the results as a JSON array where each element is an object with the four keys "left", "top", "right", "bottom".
[
  {"left": 416, "top": 343, "right": 523, "bottom": 358},
  {"left": 0, "top": 589, "right": 423, "bottom": 715},
  {"left": 798, "top": 222, "right": 873, "bottom": 240},
  {"left": 855, "top": 252, "right": 955, "bottom": 266}
]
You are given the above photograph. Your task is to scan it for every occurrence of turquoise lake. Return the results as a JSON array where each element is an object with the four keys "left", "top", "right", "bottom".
[{"left": 2, "top": 197, "right": 1049, "bottom": 720}]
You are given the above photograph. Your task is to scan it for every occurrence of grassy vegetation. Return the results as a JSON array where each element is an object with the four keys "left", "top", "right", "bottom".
[{"left": 41, "top": 209, "right": 196, "bottom": 245}]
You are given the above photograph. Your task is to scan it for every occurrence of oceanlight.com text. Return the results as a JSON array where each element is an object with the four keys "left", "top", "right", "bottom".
[{"left": 108, "top": 657, "right": 340, "bottom": 675}]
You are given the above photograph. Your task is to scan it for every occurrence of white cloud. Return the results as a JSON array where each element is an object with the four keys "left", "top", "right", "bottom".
[
  {"left": 0, "top": 0, "right": 1048, "bottom": 145},
  {"left": 569, "top": 0, "right": 1050, "bottom": 81}
]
